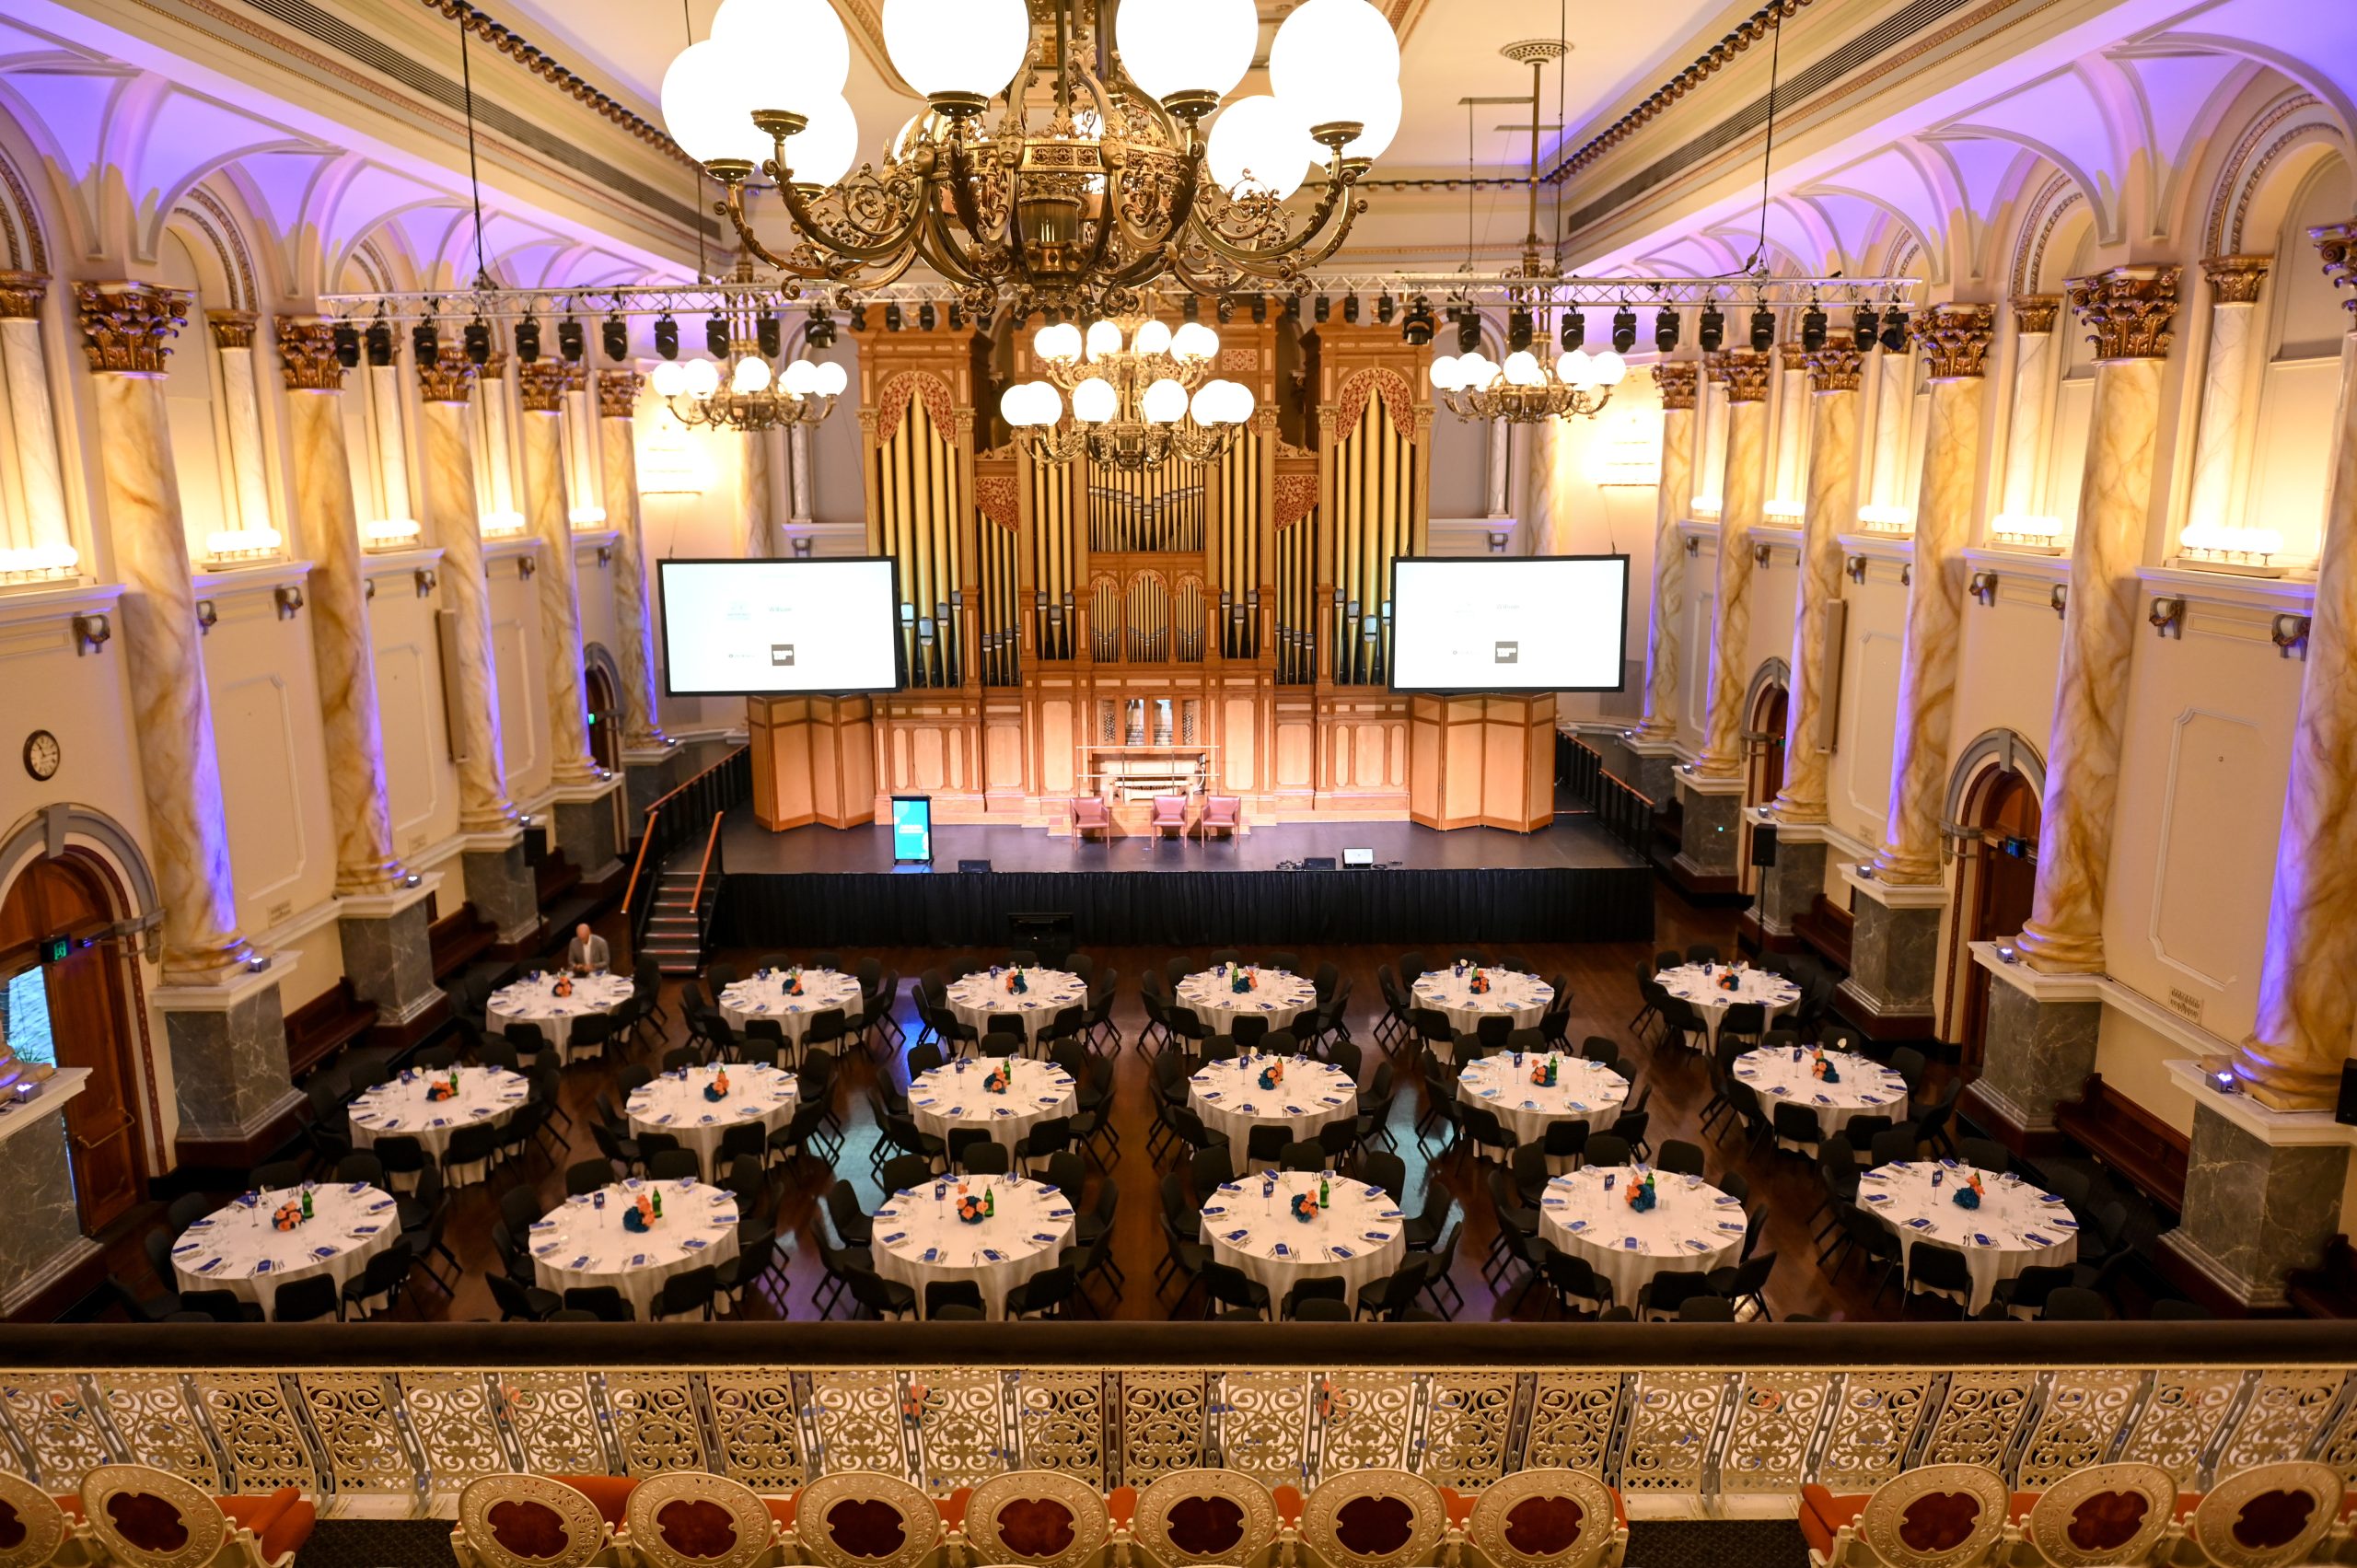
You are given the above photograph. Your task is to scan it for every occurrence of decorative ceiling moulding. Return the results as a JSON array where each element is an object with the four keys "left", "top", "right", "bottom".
[{"left": 2067, "top": 265, "right": 2180, "bottom": 361}]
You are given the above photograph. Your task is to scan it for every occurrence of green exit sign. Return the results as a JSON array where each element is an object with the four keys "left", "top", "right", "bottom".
[{"left": 38, "top": 935, "right": 70, "bottom": 964}]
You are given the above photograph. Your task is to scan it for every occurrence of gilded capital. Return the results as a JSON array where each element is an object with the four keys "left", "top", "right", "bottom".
[
  {"left": 275, "top": 318, "right": 345, "bottom": 391},
  {"left": 2066, "top": 265, "right": 2180, "bottom": 362},
  {"left": 1718, "top": 348, "right": 1771, "bottom": 403},
  {"left": 1910, "top": 303, "right": 1997, "bottom": 380},
  {"left": 1651, "top": 361, "right": 1699, "bottom": 411},
  {"left": 418, "top": 343, "right": 478, "bottom": 403},
  {"left": 2009, "top": 295, "right": 2061, "bottom": 335},
  {"left": 1778, "top": 342, "right": 1814, "bottom": 373},
  {"left": 597, "top": 368, "right": 644, "bottom": 418},
  {"left": 2309, "top": 221, "right": 2357, "bottom": 310},
  {"left": 517, "top": 359, "right": 570, "bottom": 412},
  {"left": 1805, "top": 347, "right": 1864, "bottom": 393},
  {"left": 2200, "top": 255, "right": 2271, "bottom": 306},
  {"left": 76, "top": 283, "right": 189, "bottom": 375},
  {"left": 478, "top": 349, "right": 509, "bottom": 381},
  {"left": 0, "top": 270, "right": 48, "bottom": 319},
  {"left": 206, "top": 309, "right": 259, "bottom": 350}
]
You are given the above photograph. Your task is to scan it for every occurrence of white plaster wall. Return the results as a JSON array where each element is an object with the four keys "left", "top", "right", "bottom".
[{"left": 366, "top": 561, "right": 463, "bottom": 868}]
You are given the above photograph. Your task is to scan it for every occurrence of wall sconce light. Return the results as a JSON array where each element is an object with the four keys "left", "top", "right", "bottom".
[
  {"left": 791, "top": 537, "right": 814, "bottom": 559},
  {"left": 2148, "top": 596, "right": 2185, "bottom": 638},
  {"left": 595, "top": 545, "right": 613, "bottom": 568},
  {"left": 2272, "top": 612, "right": 2311, "bottom": 659},
  {"left": 1752, "top": 543, "right": 1773, "bottom": 568},
  {"left": 1844, "top": 555, "right": 1868, "bottom": 584},
  {"left": 1899, "top": 564, "right": 1913, "bottom": 587},
  {"left": 517, "top": 557, "right": 536, "bottom": 581},
  {"left": 72, "top": 611, "right": 110, "bottom": 655},
  {"left": 1488, "top": 531, "right": 1511, "bottom": 554},
  {"left": 414, "top": 568, "right": 438, "bottom": 598},
  {"left": 363, "top": 578, "right": 376, "bottom": 601},
  {"left": 1684, "top": 536, "right": 1701, "bottom": 557},
  {"left": 1968, "top": 570, "right": 1998, "bottom": 606},
  {"left": 194, "top": 599, "right": 218, "bottom": 634},
  {"left": 2049, "top": 584, "right": 2068, "bottom": 619},
  {"left": 273, "top": 585, "right": 304, "bottom": 620}
]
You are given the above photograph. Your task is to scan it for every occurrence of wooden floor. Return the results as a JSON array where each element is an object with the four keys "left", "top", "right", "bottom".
[{"left": 87, "top": 881, "right": 2036, "bottom": 1326}]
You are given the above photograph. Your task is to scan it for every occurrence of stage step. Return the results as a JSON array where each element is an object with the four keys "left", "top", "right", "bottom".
[{"left": 642, "top": 865, "right": 713, "bottom": 974}]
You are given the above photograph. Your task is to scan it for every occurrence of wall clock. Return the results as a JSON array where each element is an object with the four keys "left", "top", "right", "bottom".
[{"left": 23, "top": 729, "right": 61, "bottom": 781}]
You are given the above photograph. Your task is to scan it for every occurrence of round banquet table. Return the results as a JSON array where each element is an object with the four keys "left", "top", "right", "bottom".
[
  {"left": 717, "top": 970, "right": 863, "bottom": 1055},
  {"left": 1203, "top": 1171, "right": 1406, "bottom": 1308},
  {"left": 910, "top": 1058, "right": 1079, "bottom": 1153},
  {"left": 169, "top": 1183, "right": 400, "bottom": 1319},
  {"left": 529, "top": 1179, "right": 741, "bottom": 1320},
  {"left": 1860, "top": 1161, "right": 2079, "bottom": 1315},
  {"left": 872, "top": 1175, "right": 1075, "bottom": 1318},
  {"left": 1457, "top": 1052, "right": 1631, "bottom": 1167},
  {"left": 488, "top": 972, "right": 632, "bottom": 1063},
  {"left": 1653, "top": 964, "right": 1801, "bottom": 1049},
  {"left": 946, "top": 969, "right": 1089, "bottom": 1052},
  {"left": 1187, "top": 1055, "right": 1357, "bottom": 1153},
  {"left": 347, "top": 1065, "right": 526, "bottom": 1184},
  {"left": 1175, "top": 967, "right": 1318, "bottom": 1037},
  {"left": 625, "top": 1063, "right": 800, "bottom": 1171},
  {"left": 1412, "top": 969, "right": 1553, "bottom": 1063},
  {"left": 1736, "top": 1046, "right": 1911, "bottom": 1146},
  {"left": 1538, "top": 1167, "right": 1747, "bottom": 1313}
]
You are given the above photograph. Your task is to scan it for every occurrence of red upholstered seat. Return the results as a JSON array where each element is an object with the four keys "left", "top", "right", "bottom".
[
  {"left": 555, "top": 1477, "right": 639, "bottom": 1530},
  {"left": 216, "top": 1488, "right": 315, "bottom": 1563},
  {"left": 1272, "top": 1486, "right": 1304, "bottom": 1527},
  {"left": 762, "top": 1497, "right": 796, "bottom": 1534},
  {"left": 1105, "top": 1488, "right": 1136, "bottom": 1529},
  {"left": 1798, "top": 1485, "right": 1865, "bottom": 1558},
  {"left": 938, "top": 1490, "right": 970, "bottom": 1532}
]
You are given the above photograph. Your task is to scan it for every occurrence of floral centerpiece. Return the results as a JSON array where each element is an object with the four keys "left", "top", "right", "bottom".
[
  {"left": 1230, "top": 964, "right": 1254, "bottom": 994},
  {"left": 1809, "top": 1050, "right": 1840, "bottom": 1086},
  {"left": 1257, "top": 1060, "right": 1285, "bottom": 1092},
  {"left": 982, "top": 1061, "right": 1013, "bottom": 1095},
  {"left": 1531, "top": 1054, "right": 1559, "bottom": 1088},
  {"left": 784, "top": 968, "right": 804, "bottom": 996},
  {"left": 955, "top": 1185, "right": 995, "bottom": 1225},
  {"left": 272, "top": 1199, "right": 305, "bottom": 1231},
  {"left": 1289, "top": 1191, "right": 1320, "bottom": 1223},
  {"left": 1715, "top": 969, "right": 1740, "bottom": 993},
  {"left": 1951, "top": 1173, "right": 1986, "bottom": 1211},
  {"left": 1469, "top": 969, "right": 1491, "bottom": 995},
  {"left": 425, "top": 1068, "right": 462, "bottom": 1102},
  {"left": 1005, "top": 968, "right": 1028, "bottom": 995},
  {"left": 1625, "top": 1170, "right": 1658, "bottom": 1214},
  {"left": 703, "top": 1068, "right": 731, "bottom": 1104},
  {"left": 622, "top": 1191, "right": 663, "bottom": 1232},
  {"left": 552, "top": 975, "right": 575, "bottom": 999}
]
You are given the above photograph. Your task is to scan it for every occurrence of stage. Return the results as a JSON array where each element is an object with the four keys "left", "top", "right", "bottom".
[{"left": 714, "top": 806, "right": 1655, "bottom": 948}]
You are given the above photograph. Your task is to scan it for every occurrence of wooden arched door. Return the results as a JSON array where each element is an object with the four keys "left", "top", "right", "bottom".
[
  {"left": 0, "top": 854, "right": 145, "bottom": 1230},
  {"left": 585, "top": 661, "right": 622, "bottom": 773},
  {"left": 1959, "top": 772, "right": 2042, "bottom": 1074}
]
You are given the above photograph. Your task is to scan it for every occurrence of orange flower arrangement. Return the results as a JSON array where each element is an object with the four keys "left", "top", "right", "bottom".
[
  {"left": 272, "top": 1201, "right": 304, "bottom": 1232},
  {"left": 552, "top": 976, "right": 575, "bottom": 998}
]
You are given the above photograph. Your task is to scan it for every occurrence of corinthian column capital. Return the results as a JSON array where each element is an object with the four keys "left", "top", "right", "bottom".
[
  {"left": 2200, "top": 254, "right": 2271, "bottom": 306},
  {"left": 1717, "top": 348, "right": 1771, "bottom": 403},
  {"left": 1910, "top": 303, "right": 1997, "bottom": 380},
  {"left": 2067, "top": 265, "right": 2181, "bottom": 362},
  {"left": 598, "top": 368, "right": 644, "bottom": 417},
  {"left": 2312, "top": 221, "right": 2357, "bottom": 308},
  {"left": 205, "top": 308, "right": 259, "bottom": 350},
  {"left": 418, "top": 343, "right": 479, "bottom": 403},
  {"left": 276, "top": 318, "right": 347, "bottom": 391},
  {"left": 2008, "top": 295, "right": 2062, "bottom": 334},
  {"left": 0, "top": 270, "right": 50, "bottom": 319},
  {"left": 517, "top": 358, "right": 570, "bottom": 412},
  {"left": 75, "top": 282, "right": 190, "bottom": 374},
  {"left": 1651, "top": 361, "right": 1699, "bottom": 410},
  {"left": 1805, "top": 347, "right": 1864, "bottom": 393}
]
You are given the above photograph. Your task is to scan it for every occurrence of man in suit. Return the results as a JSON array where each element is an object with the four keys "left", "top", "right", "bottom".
[{"left": 566, "top": 923, "right": 610, "bottom": 975}]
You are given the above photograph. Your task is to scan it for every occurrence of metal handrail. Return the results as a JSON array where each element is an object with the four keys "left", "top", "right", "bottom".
[
  {"left": 623, "top": 745, "right": 750, "bottom": 957},
  {"left": 690, "top": 812, "right": 726, "bottom": 960}
]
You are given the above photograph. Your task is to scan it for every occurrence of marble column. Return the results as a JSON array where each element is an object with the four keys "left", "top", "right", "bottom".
[
  {"left": 2014, "top": 269, "right": 2180, "bottom": 975},
  {"left": 77, "top": 283, "right": 293, "bottom": 1146},
  {"left": 1696, "top": 361, "right": 1729, "bottom": 510},
  {"left": 787, "top": 422, "right": 815, "bottom": 527},
  {"left": 1771, "top": 344, "right": 1810, "bottom": 505},
  {"left": 207, "top": 312, "right": 274, "bottom": 544},
  {"left": 476, "top": 353, "right": 519, "bottom": 528},
  {"left": 1866, "top": 342, "right": 1912, "bottom": 509},
  {"left": 599, "top": 369, "right": 679, "bottom": 823},
  {"left": 1868, "top": 305, "right": 1995, "bottom": 886},
  {"left": 1997, "top": 296, "right": 2061, "bottom": 517},
  {"left": 1773, "top": 344, "right": 1862, "bottom": 824},
  {"left": 1691, "top": 351, "right": 1771, "bottom": 779},
  {"left": 367, "top": 360, "right": 412, "bottom": 526},
  {"left": 417, "top": 346, "right": 538, "bottom": 944},
  {"left": 2230, "top": 225, "right": 2357, "bottom": 1111},
  {"left": 518, "top": 361, "right": 619, "bottom": 879},
  {"left": 743, "top": 426, "right": 775, "bottom": 559},
  {"left": 2182, "top": 257, "right": 2271, "bottom": 537},
  {"left": 1631, "top": 362, "right": 1697, "bottom": 768},
  {"left": 0, "top": 273, "right": 76, "bottom": 573},
  {"left": 278, "top": 320, "right": 443, "bottom": 1028}
]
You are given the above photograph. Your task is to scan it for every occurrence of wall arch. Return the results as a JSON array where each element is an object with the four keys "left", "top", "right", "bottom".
[
  {"left": 1743, "top": 656, "right": 1791, "bottom": 724},
  {"left": 2009, "top": 171, "right": 2089, "bottom": 298},
  {"left": 1942, "top": 726, "right": 2048, "bottom": 831},
  {"left": 0, "top": 803, "right": 165, "bottom": 962},
  {"left": 2204, "top": 93, "right": 2345, "bottom": 258},
  {"left": 0, "top": 137, "right": 48, "bottom": 274}
]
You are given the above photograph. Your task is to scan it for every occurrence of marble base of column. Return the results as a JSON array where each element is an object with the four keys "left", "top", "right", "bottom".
[
  {"left": 160, "top": 970, "right": 302, "bottom": 1170},
  {"left": 1961, "top": 945, "right": 2102, "bottom": 1141},
  {"left": 1749, "top": 811, "right": 1826, "bottom": 941},
  {"left": 0, "top": 1075, "right": 104, "bottom": 1318},
  {"left": 1620, "top": 738, "right": 1680, "bottom": 808},
  {"left": 2160, "top": 1101, "right": 2351, "bottom": 1311},
  {"left": 1835, "top": 867, "right": 1943, "bottom": 1035},
  {"left": 336, "top": 877, "right": 447, "bottom": 1038},
  {"left": 462, "top": 835, "right": 542, "bottom": 947},
  {"left": 550, "top": 776, "right": 626, "bottom": 884},
  {"left": 621, "top": 742, "right": 685, "bottom": 830},
  {"left": 1672, "top": 773, "right": 1745, "bottom": 885}
]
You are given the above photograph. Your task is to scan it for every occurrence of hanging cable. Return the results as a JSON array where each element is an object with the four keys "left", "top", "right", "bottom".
[
  {"left": 1745, "top": 6, "right": 1786, "bottom": 274},
  {"left": 683, "top": 0, "right": 709, "bottom": 282},
  {"left": 456, "top": 5, "right": 491, "bottom": 287}
]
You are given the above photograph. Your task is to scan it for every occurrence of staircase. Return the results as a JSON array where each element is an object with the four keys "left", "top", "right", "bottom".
[
  {"left": 638, "top": 861, "right": 708, "bottom": 975},
  {"left": 621, "top": 745, "right": 751, "bottom": 978}
]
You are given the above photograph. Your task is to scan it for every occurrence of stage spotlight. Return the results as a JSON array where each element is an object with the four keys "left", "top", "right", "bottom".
[
  {"left": 557, "top": 317, "right": 585, "bottom": 362},
  {"left": 1217, "top": 296, "right": 1235, "bottom": 324},
  {"left": 1342, "top": 293, "right": 1360, "bottom": 323},
  {"left": 1853, "top": 303, "right": 1879, "bottom": 349},
  {"left": 333, "top": 323, "right": 361, "bottom": 368},
  {"left": 1254, "top": 295, "right": 1271, "bottom": 324},
  {"left": 653, "top": 313, "right": 679, "bottom": 359},
  {"left": 412, "top": 321, "right": 439, "bottom": 364},
  {"left": 1654, "top": 307, "right": 1678, "bottom": 354},
  {"left": 1312, "top": 295, "right": 1330, "bottom": 324},
  {"left": 1507, "top": 308, "right": 1533, "bottom": 353},
  {"left": 849, "top": 304, "right": 868, "bottom": 331},
  {"left": 601, "top": 316, "right": 628, "bottom": 361},
  {"left": 919, "top": 302, "right": 939, "bottom": 331},
  {"left": 1562, "top": 310, "right": 1585, "bottom": 352},
  {"left": 1801, "top": 303, "right": 1828, "bottom": 352},
  {"left": 705, "top": 314, "right": 730, "bottom": 354},
  {"left": 1880, "top": 303, "right": 1909, "bottom": 354},
  {"left": 1401, "top": 296, "right": 1434, "bottom": 345},
  {"left": 806, "top": 308, "right": 836, "bottom": 348},
  {"left": 1748, "top": 302, "right": 1775, "bottom": 353},
  {"left": 462, "top": 318, "right": 491, "bottom": 366},
  {"left": 754, "top": 315, "right": 780, "bottom": 357},
  {"left": 1456, "top": 311, "right": 1482, "bottom": 354},
  {"left": 1699, "top": 300, "right": 1724, "bottom": 353},
  {"left": 1611, "top": 302, "right": 1638, "bottom": 354},
  {"left": 514, "top": 317, "right": 541, "bottom": 363},
  {"left": 1182, "top": 293, "right": 1201, "bottom": 321},
  {"left": 1376, "top": 292, "right": 1395, "bottom": 324}
]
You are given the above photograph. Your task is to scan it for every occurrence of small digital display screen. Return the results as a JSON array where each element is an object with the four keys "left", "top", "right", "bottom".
[{"left": 891, "top": 796, "right": 933, "bottom": 864}]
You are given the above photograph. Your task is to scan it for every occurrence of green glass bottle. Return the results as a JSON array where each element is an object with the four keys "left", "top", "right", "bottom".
[
  {"left": 1318, "top": 1172, "right": 1329, "bottom": 1208},
  {"left": 652, "top": 1187, "right": 664, "bottom": 1220},
  {"left": 300, "top": 1186, "right": 313, "bottom": 1223}
]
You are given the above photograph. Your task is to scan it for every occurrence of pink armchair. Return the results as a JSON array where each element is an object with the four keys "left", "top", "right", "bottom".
[
  {"left": 1071, "top": 795, "right": 1111, "bottom": 841},
  {"left": 1149, "top": 794, "right": 1190, "bottom": 840},
  {"left": 1198, "top": 795, "right": 1242, "bottom": 840}
]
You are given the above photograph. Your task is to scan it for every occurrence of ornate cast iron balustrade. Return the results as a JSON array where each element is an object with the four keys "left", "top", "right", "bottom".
[{"left": 3, "top": 1323, "right": 2353, "bottom": 1520}]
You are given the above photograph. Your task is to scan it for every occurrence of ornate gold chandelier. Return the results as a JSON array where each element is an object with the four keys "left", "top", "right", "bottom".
[
  {"left": 647, "top": 264, "right": 846, "bottom": 433},
  {"left": 659, "top": 0, "right": 1406, "bottom": 319},
  {"left": 1001, "top": 313, "right": 1255, "bottom": 469}
]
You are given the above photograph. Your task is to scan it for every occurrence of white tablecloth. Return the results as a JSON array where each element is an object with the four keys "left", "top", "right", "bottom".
[
  {"left": 1175, "top": 967, "right": 1318, "bottom": 1037},
  {"left": 489, "top": 973, "right": 632, "bottom": 1063},
  {"left": 873, "top": 1176, "right": 1074, "bottom": 1318},
  {"left": 947, "top": 970, "right": 1088, "bottom": 1051},
  {"left": 1861, "top": 1161, "right": 2079, "bottom": 1314},
  {"left": 1457, "top": 1053, "right": 1631, "bottom": 1162},
  {"left": 626, "top": 1063, "right": 800, "bottom": 1171},
  {"left": 1204, "top": 1171, "right": 1405, "bottom": 1308},
  {"left": 170, "top": 1183, "right": 399, "bottom": 1319},
  {"left": 1736, "top": 1047, "right": 1910, "bottom": 1145},
  {"left": 348, "top": 1066, "right": 525, "bottom": 1179},
  {"left": 1538, "top": 1167, "right": 1746, "bottom": 1311},
  {"left": 717, "top": 970, "right": 863, "bottom": 1054},
  {"left": 529, "top": 1179, "right": 741, "bottom": 1320},
  {"left": 1412, "top": 970, "right": 1553, "bottom": 1063},
  {"left": 911, "top": 1058, "right": 1078, "bottom": 1152},
  {"left": 1655, "top": 965, "right": 1801, "bottom": 1049},
  {"left": 1187, "top": 1056, "right": 1356, "bottom": 1153}
]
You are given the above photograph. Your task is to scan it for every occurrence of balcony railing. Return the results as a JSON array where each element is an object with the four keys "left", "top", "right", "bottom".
[{"left": 4, "top": 1323, "right": 2352, "bottom": 1518}]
